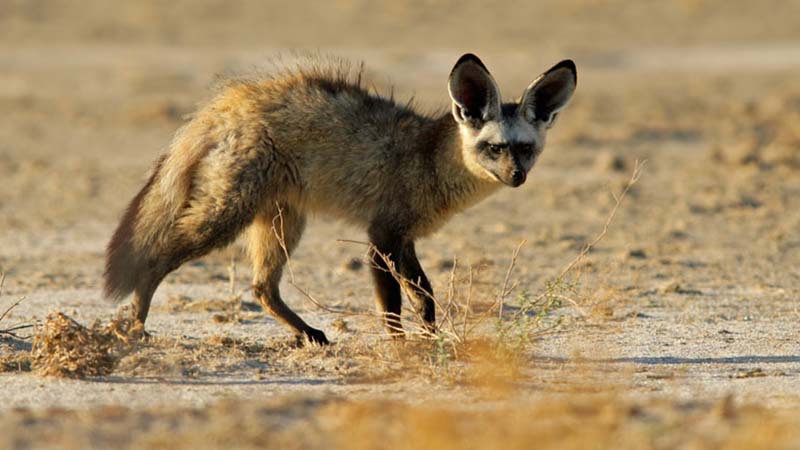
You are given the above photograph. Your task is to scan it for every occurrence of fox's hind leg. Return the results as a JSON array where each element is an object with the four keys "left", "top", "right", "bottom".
[
  {"left": 116, "top": 147, "right": 272, "bottom": 329},
  {"left": 132, "top": 272, "right": 162, "bottom": 326},
  {"left": 249, "top": 205, "right": 328, "bottom": 345},
  {"left": 129, "top": 198, "right": 259, "bottom": 329}
]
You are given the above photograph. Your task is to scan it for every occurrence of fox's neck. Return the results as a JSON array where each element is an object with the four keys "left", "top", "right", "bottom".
[{"left": 418, "top": 115, "right": 501, "bottom": 227}]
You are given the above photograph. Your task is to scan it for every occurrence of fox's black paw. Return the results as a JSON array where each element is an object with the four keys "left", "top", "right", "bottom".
[{"left": 299, "top": 328, "right": 330, "bottom": 346}]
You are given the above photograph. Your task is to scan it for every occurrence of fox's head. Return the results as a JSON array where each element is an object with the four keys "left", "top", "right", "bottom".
[{"left": 448, "top": 54, "right": 576, "bottom": 187}]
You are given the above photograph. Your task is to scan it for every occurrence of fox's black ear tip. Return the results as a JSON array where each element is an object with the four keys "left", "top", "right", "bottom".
[
  {"left": 453, "top": 53, "right": 488, "bottom": 71},
  {"left": 558, "top": 59, "right": 576, "bottom": 71},
  {"left": 550, "top": 59, "right": 577, "bottom": 81}
]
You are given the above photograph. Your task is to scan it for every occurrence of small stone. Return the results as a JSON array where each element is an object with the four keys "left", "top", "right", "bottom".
[
  {"left": 735, "top": 195, "right": 762, "bottom": 209},
  {"left": 342, "top": 258, "right": 363, "bottom": 272},
  {"left": 490, "top": 222, "right": 510, "bottom": 233},
  {"left": 438, "top": 259, "right": 455, "bottom": 271},
  {"left": 212, "top": 314, "right": 230, "bottom": 323},
  {"left": 594, "top": 151, "right": 627, "bottom": 172},
  {"left": 732, "top": 368, "right": 766, "bottom": 379},
  {"left": 668, "top": 230, "right": 689, "bottom": 239},
  {"left": 332, "top": 318, "right": 349, "bottom": 333},
  {"left": 627, "top": 249, "right": 647, "bottom": 259}
]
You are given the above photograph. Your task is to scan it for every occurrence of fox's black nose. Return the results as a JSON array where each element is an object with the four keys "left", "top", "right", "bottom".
[{"left": 511, "top": 170, "right": 526, "bottom": 187}]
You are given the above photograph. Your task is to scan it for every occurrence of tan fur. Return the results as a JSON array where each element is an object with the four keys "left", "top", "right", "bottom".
[{"left": 104, "top": 55, "right": 576, "bottom": 344}]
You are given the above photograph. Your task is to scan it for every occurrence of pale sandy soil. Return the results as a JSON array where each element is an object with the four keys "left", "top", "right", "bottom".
[{"left": 0, "top": 1, "right": 799, "bottom": 448}]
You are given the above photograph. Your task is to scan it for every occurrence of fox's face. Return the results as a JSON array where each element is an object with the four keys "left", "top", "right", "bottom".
[{"left": 448, "top": 54, "right": 576, "bottom": 187}]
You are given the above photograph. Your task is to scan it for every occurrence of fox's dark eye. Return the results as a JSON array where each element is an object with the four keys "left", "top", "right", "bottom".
[{"left": 488, "top": 144, "right": 503, "bottom": 156}]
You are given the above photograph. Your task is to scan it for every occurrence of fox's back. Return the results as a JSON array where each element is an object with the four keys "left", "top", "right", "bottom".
[{"left": 217, "top": 66, "right": 445, "bottom": 227}]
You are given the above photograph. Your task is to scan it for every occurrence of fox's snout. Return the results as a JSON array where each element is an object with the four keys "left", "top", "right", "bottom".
[
  {"left": 495, "top": 167, "right": 527, "bottom": 188},
  {"left": 510, "top": 169, "right": 526, "bottom": 187}
]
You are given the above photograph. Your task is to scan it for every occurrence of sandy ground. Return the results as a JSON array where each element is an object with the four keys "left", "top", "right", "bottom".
[{"left": 1, "top": 1, "right": 799, "bottom": 448}]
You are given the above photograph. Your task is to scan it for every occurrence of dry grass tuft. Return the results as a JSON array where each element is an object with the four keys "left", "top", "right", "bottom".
[{"left": 31, "top": 311, "right": 144, "bottom": 378}]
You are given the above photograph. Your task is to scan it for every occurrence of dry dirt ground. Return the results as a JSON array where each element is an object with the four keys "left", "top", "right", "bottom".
[{"left": 1, "top": 1, "right": 799, "bottom": 449}]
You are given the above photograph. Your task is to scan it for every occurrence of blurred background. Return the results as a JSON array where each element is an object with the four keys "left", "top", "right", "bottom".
[{"left": 0, "top": 0, "right": 799, "bottom": 316}]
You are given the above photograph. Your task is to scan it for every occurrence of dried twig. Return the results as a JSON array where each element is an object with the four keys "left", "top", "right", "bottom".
[
  {"left": 498, "top": 240, "right": 526, "bottom": 319},
  {"left": 338, "top": 239, "right": 488, "bottom": 346},
  {"left": 461, "top": 241, "right": 526, "bottom": 339},
  {"left": 0, "top": 273, "right": 33, "bottom": 340},
  {"left": 557, "top": 159, "right": 646, "bottom": 281},
  {"left": 271, "top": 206, "right": 372, "bottom": 318},
  {"left": 462, "top": 265, "right": 474, "bottom": 339},
  {"left": 227, "top": 252, "right": 237, "bottom": 296}
]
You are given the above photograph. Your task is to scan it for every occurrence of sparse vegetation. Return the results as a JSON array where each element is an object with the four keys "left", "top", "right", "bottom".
[
  {"left": 0, "top": 274, "right": 33, "bottom": 340},
  {"left": 0, "top": 274, "right": 34, "bottom": 372}
]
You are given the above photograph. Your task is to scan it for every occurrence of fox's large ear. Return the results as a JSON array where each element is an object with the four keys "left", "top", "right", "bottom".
[
  {"left": 448, "top": 53, "right": 502, "bottom": 126},
  {"left": 519, "top": 60, "right": 577, "bottom": 127}
]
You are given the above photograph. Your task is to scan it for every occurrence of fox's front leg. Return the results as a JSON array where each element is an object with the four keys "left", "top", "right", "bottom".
[
  {"left": 368, "top": 227, "right": 405, "bottom": 337},
  {"left": 400, "top": 242, "right": 436, "bottom": 334}
]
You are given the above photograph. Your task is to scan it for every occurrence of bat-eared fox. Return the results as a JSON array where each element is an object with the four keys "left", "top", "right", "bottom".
[{"left": 105, "top": 53, "right": 577, "bottom": 345}]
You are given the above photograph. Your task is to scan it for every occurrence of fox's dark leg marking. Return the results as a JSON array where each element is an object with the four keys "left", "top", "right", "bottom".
[
  {"left": 249, "top": 207, "right": 328, "bottom": 345},
  {"left": 132, "top": 272, "right": 162, "bottom": 326},
  {"left": 368, "top": 227, "right": 405, "bottom": 337},
  {"left": 400, "top": 242, "right": 436, "bottom": 333}
]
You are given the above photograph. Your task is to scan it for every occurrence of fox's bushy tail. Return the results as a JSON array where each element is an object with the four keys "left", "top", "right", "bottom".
[
  {"left": 103, "top": 129, "right": 201, "bottom": 300},
  {"left": 104, "top": 157, "right": 162, "bottom": 300}
]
